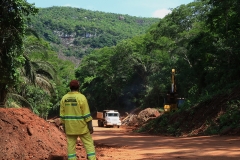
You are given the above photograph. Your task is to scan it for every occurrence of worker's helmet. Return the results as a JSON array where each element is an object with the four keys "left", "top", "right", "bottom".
[{"left": 69, "top": 80, "right": 80, "bottom": 90}]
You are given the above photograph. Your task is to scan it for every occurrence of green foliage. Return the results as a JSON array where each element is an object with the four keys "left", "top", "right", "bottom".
[
  {"left": 0, "top": 0, "right": 38, "bottom": 83},
  {"left": 23, "top": 36, "right": 76, "bottom": 116},
  {"left": 28, "top": 6, "right": 159, "bottom": 57},
  {"left": 204, "top": 100, "right": 240, "bottom": 135},
  {"left": 0, "top": 0, "right": 38, "bottom": 106},
  {"left": 219, "top": 100, "right": 240, "bottom": 127},
  {"left": 24, "top": 85, "right": 52, "bottom": 119},
  {"left": 137, "top": 113, "right": 182, "bottom": 136},
  {"left": 3, "top": 31, "right": 76, "bottom": 118},
  {"left": 74, "top": 1, "right": 210, "bottom": 112},
  {"left": 74, "top": 0, "right": 240, "bottom": 136},
  {"left": 182, "top": 0, "right": 240, "bottom": 100}
]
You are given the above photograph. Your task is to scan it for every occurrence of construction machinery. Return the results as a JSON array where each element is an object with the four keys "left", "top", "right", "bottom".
[{"left": 164, "top": 69, "right": 178, "bottom": 112}]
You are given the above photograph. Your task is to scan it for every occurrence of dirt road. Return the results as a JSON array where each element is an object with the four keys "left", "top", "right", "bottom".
[{"left": 92, "top": 120, "right": 240, "bottom": 160}]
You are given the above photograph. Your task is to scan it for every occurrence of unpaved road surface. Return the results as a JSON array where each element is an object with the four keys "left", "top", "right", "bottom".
[{"left": 92, "top": 120, "right": 240, "bottom": 160}]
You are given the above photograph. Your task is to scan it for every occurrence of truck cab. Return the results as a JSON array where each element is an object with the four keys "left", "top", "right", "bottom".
[
  {"left": 97, "top": 110, "right": 122, "bottom": 128},
  {"left": 104, "top": 110, "right": 121, "bottom": 127}
]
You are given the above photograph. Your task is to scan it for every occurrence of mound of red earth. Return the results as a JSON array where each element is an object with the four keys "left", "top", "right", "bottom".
[
  {"left": 0, "top": 108, "right": 88, "bottom": 160},
  {"left": 122, "top": 108, "right": 161, "bottom": 127}
]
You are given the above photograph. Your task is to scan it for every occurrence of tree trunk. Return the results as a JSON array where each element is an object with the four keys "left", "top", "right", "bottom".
[{"left": 0, "top": 84, "right": 8, "bottom": 107}]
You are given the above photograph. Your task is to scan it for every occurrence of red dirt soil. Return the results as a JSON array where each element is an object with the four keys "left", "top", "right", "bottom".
[
  {"left": 1, "top": 108, "right": 240, "bottom": 160},
  {"left": 0, "top": 108, "right": 67, "bottom": 159}
]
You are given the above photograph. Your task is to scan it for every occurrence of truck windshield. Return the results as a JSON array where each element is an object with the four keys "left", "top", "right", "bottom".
[{"left": 107, "top": 113, "right": 118, "bottom": 117}]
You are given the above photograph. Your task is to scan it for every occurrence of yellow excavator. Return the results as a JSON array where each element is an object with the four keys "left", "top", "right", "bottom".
[{"left": 164, "top": 69, "right": 178, "bottom": 112}]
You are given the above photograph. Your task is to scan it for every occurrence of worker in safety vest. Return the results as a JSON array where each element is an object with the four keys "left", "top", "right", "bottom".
[{"left": 60, "top": 80, "right": 96, "bottom": 160}]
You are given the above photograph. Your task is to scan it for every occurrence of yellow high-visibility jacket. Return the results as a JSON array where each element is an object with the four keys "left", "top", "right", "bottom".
[{"left": 60, "top": 91, "right": 93, "bottom": 135}]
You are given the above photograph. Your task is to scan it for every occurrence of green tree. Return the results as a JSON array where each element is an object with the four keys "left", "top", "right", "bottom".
[
  {"left": 5, "top": 35, "right": 58, "bottom": 118},
  {"left": 0, "top": 0, "right": 38, "bottom": 107},
  {"left": 180, "top": 0, "right": 240, "bottom": 100},
  {"left": 205, "top": 0, "right": 240, "bottom": 87}
]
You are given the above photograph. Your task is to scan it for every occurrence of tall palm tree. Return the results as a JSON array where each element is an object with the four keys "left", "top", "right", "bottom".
[{"left": 7, "top": 32, "right": 58, "bottom": 114}]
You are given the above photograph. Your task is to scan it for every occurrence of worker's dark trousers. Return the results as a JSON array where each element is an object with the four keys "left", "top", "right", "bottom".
[{"left": 67, "top": 132, "right": 96, "bottom": 160}]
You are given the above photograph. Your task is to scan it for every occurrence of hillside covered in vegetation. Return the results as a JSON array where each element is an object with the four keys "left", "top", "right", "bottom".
[{"left": 29, "top": 6, "right": 159, "bottom": 58}]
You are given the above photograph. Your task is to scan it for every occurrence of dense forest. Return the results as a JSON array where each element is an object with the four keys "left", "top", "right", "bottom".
[
  {"left": 1, "top": 0, "right": 240, "bottom": 135},
  {"left": 76, "top": 0, "right": 240, "bottom": 111}
]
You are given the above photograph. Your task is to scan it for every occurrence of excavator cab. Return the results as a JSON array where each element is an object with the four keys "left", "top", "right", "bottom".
[{"left": 164, "top": 69, "right": 178, "bottom": 113}]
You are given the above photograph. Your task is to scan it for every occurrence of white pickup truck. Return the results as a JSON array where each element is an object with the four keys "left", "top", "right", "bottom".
[{"left": 95, "top": 110, "right": 121, "bottom": 128}]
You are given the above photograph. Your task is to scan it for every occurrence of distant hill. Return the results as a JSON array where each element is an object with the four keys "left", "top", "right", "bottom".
[{"left": 29, "top": 6, "right": 159, "bottom": 58}]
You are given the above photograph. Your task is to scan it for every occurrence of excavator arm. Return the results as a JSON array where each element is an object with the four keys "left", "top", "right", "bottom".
[{"left": 164, "top": 69, "right": 178, "bottom": 112}]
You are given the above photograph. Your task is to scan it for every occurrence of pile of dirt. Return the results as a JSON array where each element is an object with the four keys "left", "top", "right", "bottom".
[
  {"left": 122, "top": 108, "right": 162, "bottom": 127},
  {"left": 0, "top": 108, "right": 88, "bottom": 160}
]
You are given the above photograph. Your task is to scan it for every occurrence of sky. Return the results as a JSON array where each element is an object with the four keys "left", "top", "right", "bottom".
[{"left": 26, "top": 0, "right": 194, "bottom": 18}]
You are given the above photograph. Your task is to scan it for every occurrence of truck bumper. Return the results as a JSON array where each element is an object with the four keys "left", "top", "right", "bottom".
[{"left": 106, "top": 122, "right": 121, "bottom": 126}]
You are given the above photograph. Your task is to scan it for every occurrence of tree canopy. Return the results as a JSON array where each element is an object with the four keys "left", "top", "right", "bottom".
[
  {"left": 0, "top": 0, "right": 38, "bottom": 107},
  {"left": 74, "top": 0, "right": 240, "bottom": 113}
]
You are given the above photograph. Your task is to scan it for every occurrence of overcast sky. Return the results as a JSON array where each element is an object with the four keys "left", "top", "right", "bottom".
[{"left": 26, "top": 0, "right": 194, "bottom": 18}]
